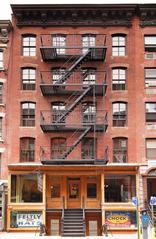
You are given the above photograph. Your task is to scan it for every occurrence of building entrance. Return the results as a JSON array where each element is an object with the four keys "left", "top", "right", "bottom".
[{"left": 67, "top": 177, "right": 81, "bottom": 208}]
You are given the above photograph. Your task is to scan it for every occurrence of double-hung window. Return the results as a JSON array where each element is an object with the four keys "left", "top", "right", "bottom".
[
  {"left": 112, "top": 34, "right": 126, "bottom": 56},
  {"left": 0, "top": 50, "right": 3, "bottom": 69},
  {"left": 22, "top": 35, "right": 36, "bottom": 56},
  {"left": 53, "top": 35, "right": 66, "bottom": 55},
  {"left": 112, "top": 68, "right": 126, "bottom": 90}
]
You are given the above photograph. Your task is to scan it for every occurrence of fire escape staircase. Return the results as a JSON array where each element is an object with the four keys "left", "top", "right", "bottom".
[
  {"left": 55, "top": 49, "right": 91, "bottom": 85},
  {"left": 54, "top": 86, "right": 91, "bottom": 124},
  {"left": 62, "top": 126, "right": 91, "bottom": 159}
]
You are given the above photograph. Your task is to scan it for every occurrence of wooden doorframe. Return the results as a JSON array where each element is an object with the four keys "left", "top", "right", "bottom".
[{"left": 67, "top": 177, "right": 81, "bottom": 208}]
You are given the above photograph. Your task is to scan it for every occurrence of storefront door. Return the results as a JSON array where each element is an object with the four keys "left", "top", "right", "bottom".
[{"left": 67, "top": 178, "right": 81, "bottom": 208}]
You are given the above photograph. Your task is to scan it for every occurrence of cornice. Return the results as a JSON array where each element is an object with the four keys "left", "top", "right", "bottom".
[
  {"left": 139, "top": 6, "right": 156, "bottom": 27},
  {"left": 11, "top": 5, "right": 136, "bottom": 27}
]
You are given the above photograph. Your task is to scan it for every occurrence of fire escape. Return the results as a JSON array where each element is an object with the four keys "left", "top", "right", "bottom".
[{"left": 40, "top": 34, "right": 108, "bottom": 164}]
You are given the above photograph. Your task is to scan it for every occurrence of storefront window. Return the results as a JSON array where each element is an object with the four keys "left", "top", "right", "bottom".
[
  {"left": 105, "top": 211, "right": 137, "bottom": 229},
  {"left": 105, "top": 174, "right": 136, "bottom": 203},
  {"left": 11, "top": 174, "right": 43, "bottom": 203},
  {"left": 10, "top": 211, "right": 42, "bottom": 228}
]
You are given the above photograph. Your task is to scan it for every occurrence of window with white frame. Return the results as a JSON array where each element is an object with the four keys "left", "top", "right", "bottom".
[
  {"left": 22, "top": 68, "right": 36, "bottom": 90},
  {"left": 112, "top": 68, "right": 126, "bottom": 90},
  {"left": 146, "top": 139, "right": 156, "bottom": 159},
  {"left": 82, "top": 68, "right": 96, "bottom": 85},
  {"left": 82, "top": 34, "right": 96, "bottom": 54},
  {"left": 112, "top": 34, "right": 126, "bottom": 56},
  {"left": 53, "top": 35, "right": 66, "bottom": 55},
  {"left": 146, "top": 103, "right": 156, "bottom": 124},
  {"left": 22, "top": 35, "right": 36, "bottom": 56},
  {"left": 0, "top": 51, "right": 3, "bottom": 68},
  {"left": 112, "top": 102, "right": 127, "bottom": 127},
  {"left": 145, "top": 68, "right": 156, "bottom": 87}
]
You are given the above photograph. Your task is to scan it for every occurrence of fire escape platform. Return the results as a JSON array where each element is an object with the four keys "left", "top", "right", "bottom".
[
  {"left": 40, "top": 124, "right": 107, "bottom": 133},
  {"left": 40, "top": 84, "right": 107, "bottom": 96},
  {"left": 40, "top": 47, "right": 107, "bottom": 61}
]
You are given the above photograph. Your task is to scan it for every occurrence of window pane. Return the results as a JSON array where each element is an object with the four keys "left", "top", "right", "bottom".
[
  {"left": 146, "top": 139, "right": 156, "bottom": 159},
  {"left": 20, "top": 137, "right": 35, "bottom": 162},
  {"left": 105, "top": 211, "right": 137, "bottom": 229},
  {"left": 87, "top": 183, "right": 97, "bottom": 198},
  {"left": 0, "top": 51, "right": 3, "bottom": 68},
  {"left": 22, "top": 36, "right": 36, "bottom": 56},
  {"left": 145, "top": 36, "right": 156, "bottom": 45},
  {"left": 11, "top": 174, "right": 43, "bottom": 203},
  {"left": 51, "top": 184, "right": 60, "bottom": 198},
  {"left": 21, "top": 102, "right": 35, "bottom": 127},
  {"left": 105, "top": 175, "right": 136, "bottom": 202},
  {"left": 10, "top": 211, "right": 43, "bottom": 228},
  {"left": 22, "top": 68, "right": 36, "bottom": 90},
  {"left": 113, "top": 138, "right": 127, "bottom": 163},
  {"left": 112, "top": 35, "right": 126, "bottom": 56},
  {"left": 89, "top": 220, "right": 98, "bottom": 236}
]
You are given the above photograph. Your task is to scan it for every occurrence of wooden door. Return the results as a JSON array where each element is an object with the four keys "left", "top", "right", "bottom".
[{"left": 67, "top": 178, "right": 81, "bottom": 208}]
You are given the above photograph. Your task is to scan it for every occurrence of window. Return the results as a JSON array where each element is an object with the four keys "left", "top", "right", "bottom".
[
  {"left": 87, "top": 183, "right": 97, "bottom": 198},
  {"left": 112, "top": 102, "right": 127, "bottom": 127},
  {"left": 112, "top": 34, "right": 126, "bottom": 56},
  {"left": 146, "top": 139, "right": 156, "bottom": 159},
  {"left": 82, "top": 68, "right": 96, "bottom": 85},
  {"left": 0, "top": 117, "right": 2, "bottom": 139},
  {"left": 0, "top": 50, "right": 3, "bottom": 68},
  {"left": 82, "top": 102, "right": 96, "bottom": 123},
  {"left": 0, "top": 83, "right": 3, "bottom": 103},
  {"left": 20, "top": 137, "right": 35, "bottom": 162},
  {"left": 52, "top": 68, "right": 66, "bottom": 84},
  {"left": 105, "top": 174, "right": 136, "bottom": 203},
  {"left": 11, "top": 174, "right": 43, "bottom": 203},
  {"left": 145, "top": 68, "right": 156, "bottom": 87},
  {"left": 50, "top": 219, "right": 60, "bottom": 236},
  {"left": 22, "top": 35, "right": 36, "bottom": 56},
  {"left": 82, "top": 34, "right": 96, "bottom": 54},
  {"left": 89, "top": 220, "right": 98, "bottom": 236},
  {"left": 113, "top": 137, "right": 128, "bottom": 163},
  {"left": 21, "top": 102, "right": 35, "bottom": 127},
  {"left": 145, "top": 36, "right": 156, "bottom": 52},
  {"left": 145, "top": 103, "right": 156, "bottom": 123},
  {"left": 82, "top": 138, "right": 96, "bottom": 159},
  {"left": 51, "top": 138, "right": 66, "bottom": 159},
  {"left": 52, "top": 102, "right": 65, "bottom": 123},
  {"left": 112, "top": 68, "right": 126, "bottom": 90},
  {"left": 105, "top": 211, "right": 137, "bottom": 229},
  {"left": 21, "top": 68, "right": 36, "bottom": 90},
  {"left": 10, "top": 211, "right": 42, "bottom": 228},
  {"left": 53, "top": 35, "right": 66, "bottom": 55},
  {"left": 51, "top": 184, "right": 60, "bottom": 198}
]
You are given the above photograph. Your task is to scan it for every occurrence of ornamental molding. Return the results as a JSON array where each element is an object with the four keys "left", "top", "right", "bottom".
[
  {"left": 0, "top": 21, "right": 12, "bottom": 44},
  {"left": 11, "top": 5, "right": 136, "bottom": 27}
]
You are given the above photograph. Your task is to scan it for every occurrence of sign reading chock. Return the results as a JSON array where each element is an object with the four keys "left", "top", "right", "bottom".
[{"left": 107, "top": 214, "right": 129, "bottom": 224}]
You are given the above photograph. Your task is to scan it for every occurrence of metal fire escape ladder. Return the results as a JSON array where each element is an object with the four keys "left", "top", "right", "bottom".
[
  {"left": 57, "top": 50, "right": 91, "bottom": 84},
  {"left": 55, "top": 86, "right": 91, "bottom": 124},
  {"left": 62, "top": 126, "right": 91, "bottom": 159}
]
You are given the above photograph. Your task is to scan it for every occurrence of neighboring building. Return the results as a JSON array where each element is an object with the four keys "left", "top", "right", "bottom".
[
  {"left": 0, "top": 20, "right": 12, "bottom": 231},
  {"left": 3, "top": 3, "right": 156, "bottom": 236}
]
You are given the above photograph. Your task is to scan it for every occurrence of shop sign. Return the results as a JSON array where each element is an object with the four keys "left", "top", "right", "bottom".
[
  {"left": 106, "top": 212, "right": 131, "bottom": 228},
  {"left": 16, "top": 212, "right": 42, "bottom": 227},
  {"left": 150, "top": 196, "right": 156, "bottom": 206}
]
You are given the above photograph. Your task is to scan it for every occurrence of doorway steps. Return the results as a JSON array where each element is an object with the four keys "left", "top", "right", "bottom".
[{"left": 62, "top": 209, "right": 85, "bottom": 237}]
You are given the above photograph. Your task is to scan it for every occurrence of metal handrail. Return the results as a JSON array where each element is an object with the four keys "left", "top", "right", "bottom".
[
  {"left": 61, "top": 196, "right": 65, "bottom": 236},
  {"left": 82, "top": 195, "right": 86, "bottom": 235}
]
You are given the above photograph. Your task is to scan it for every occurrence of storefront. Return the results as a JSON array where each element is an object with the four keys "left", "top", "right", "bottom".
[{"left": 7, "top": 163, "right": 139, "bottom": 236}]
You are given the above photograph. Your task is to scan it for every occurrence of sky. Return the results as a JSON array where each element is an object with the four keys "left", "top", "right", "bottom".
[{"left": 1, "top": 0, "right": 156, "bottom": 20}]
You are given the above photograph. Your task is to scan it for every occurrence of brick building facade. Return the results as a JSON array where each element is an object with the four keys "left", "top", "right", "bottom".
[{"left": 1, "top": 3, "right": 156, "bottom": 236}]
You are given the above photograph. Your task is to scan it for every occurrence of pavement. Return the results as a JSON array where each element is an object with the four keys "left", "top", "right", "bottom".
[{"left": 0, "top": 232, "right": 138, "bottom": 239}]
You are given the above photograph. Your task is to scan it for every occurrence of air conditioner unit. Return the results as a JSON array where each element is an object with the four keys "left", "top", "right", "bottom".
[{"left": 145, "top": 53, "right": 156, "bottom": 59}]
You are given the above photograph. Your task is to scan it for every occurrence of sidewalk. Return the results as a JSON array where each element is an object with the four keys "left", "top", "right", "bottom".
[{"left": 0, "top": 232, "right": 138, "bottom": 239}]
